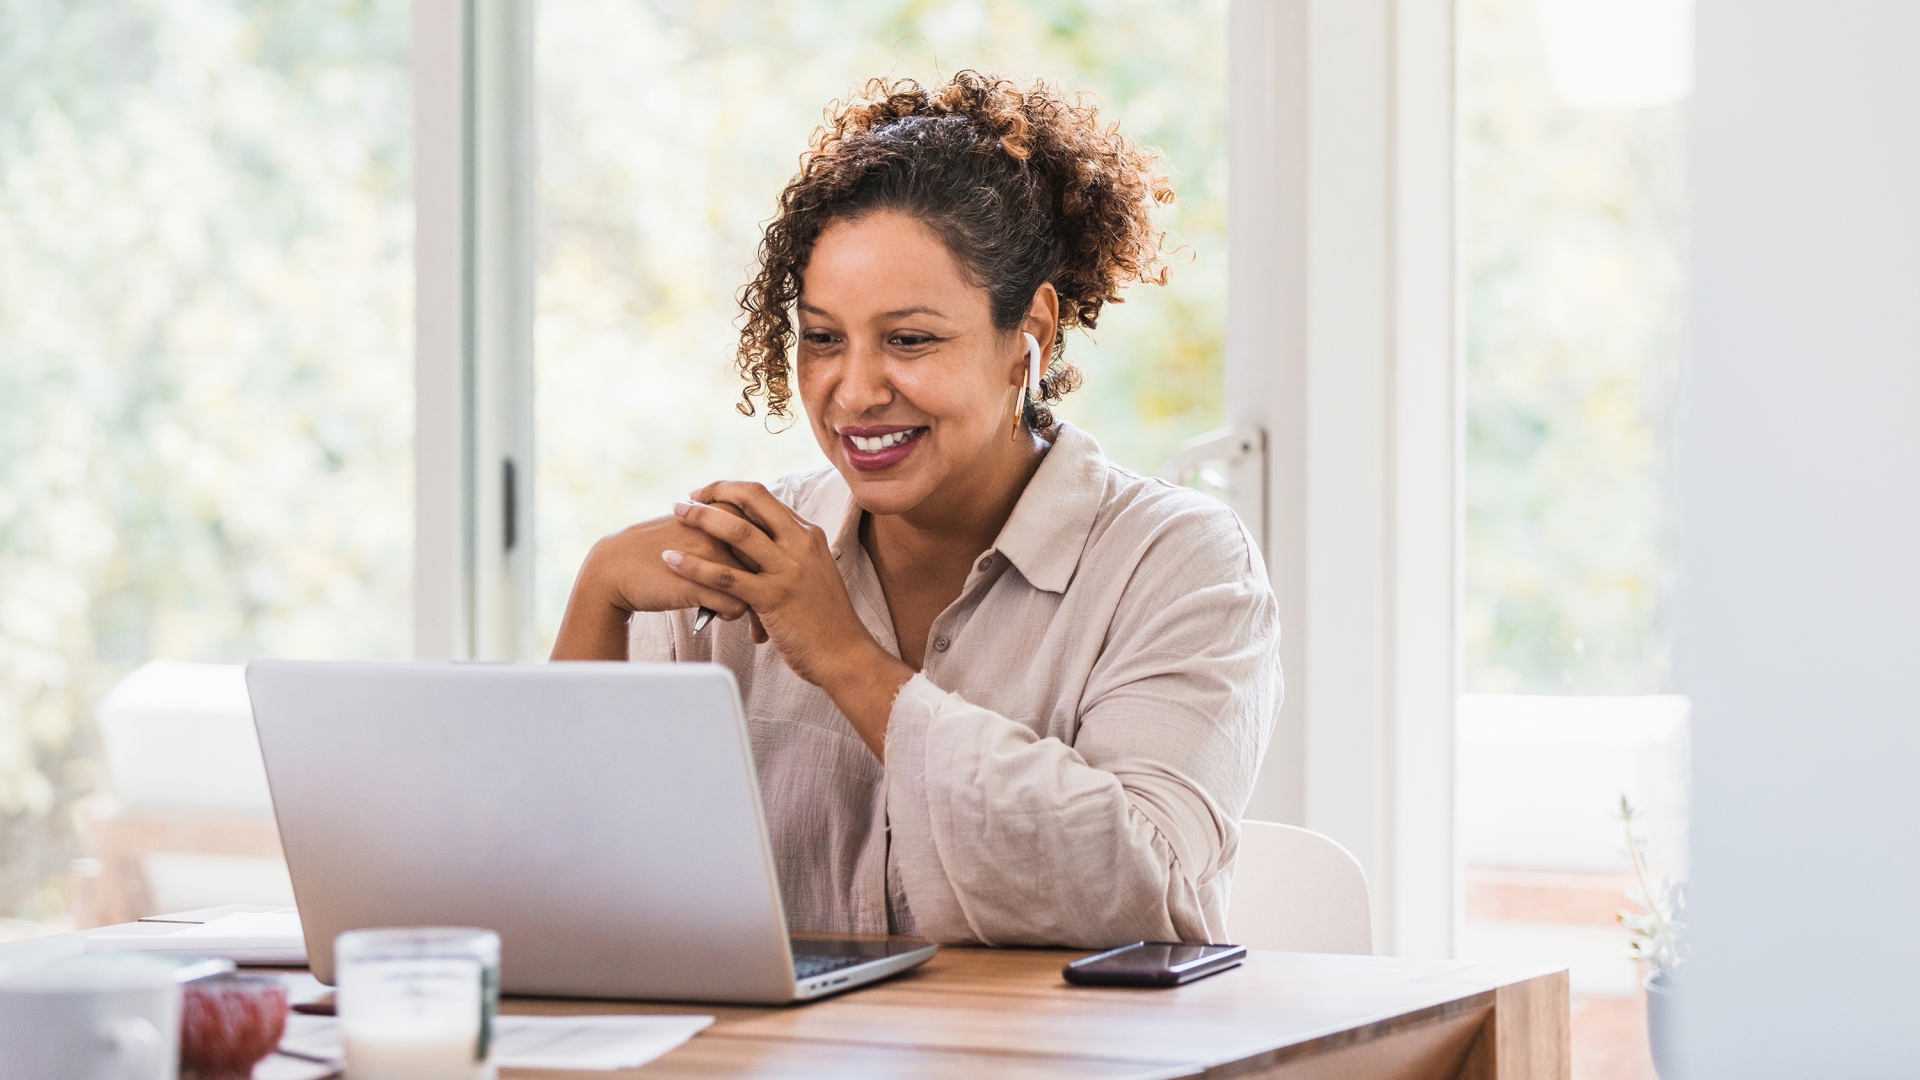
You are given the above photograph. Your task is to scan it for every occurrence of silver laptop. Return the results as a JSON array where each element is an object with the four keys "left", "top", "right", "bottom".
[{"left": 245, "top": 660, "right": 935, "bottom": 1004}]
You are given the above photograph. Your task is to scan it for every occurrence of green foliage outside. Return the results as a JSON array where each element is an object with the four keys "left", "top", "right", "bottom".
[
  {"left": 0, "top": 0, "right": 413, "bottom": 923},
  {"left": 1461, "top": 0, "right": 1683, "bottom": 694}
]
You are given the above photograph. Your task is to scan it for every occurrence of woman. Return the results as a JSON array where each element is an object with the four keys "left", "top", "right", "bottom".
[{"left": 553, "top": 72, "right": 1280, "bottom": 948}]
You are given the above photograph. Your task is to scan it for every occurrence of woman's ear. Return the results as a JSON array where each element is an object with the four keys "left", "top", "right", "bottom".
[{"left": 1022, "top": 282, "right": 1061, "bottom": 363}]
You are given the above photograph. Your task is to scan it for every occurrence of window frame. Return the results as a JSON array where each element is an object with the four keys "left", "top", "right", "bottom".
[
  {"left": 414, "top": 0, "right": 535, "bottom": 662},
  {"left": 1227, "top": 0, "right": 1460, "bottom": 956}
]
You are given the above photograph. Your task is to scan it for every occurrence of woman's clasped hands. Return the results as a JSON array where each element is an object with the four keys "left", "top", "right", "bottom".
[{"left": 664, "top": 482, "right": 913, "bottom": 755}]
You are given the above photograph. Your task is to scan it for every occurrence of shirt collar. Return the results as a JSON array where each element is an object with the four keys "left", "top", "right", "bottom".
[
  {"left": 821, "top": 421, "right": 1109, "bottom": 593},
  {"left": 827, "top": 478, "right": 865, "bottom": 561},
  {"left": 990, "top": 423, "right": 1107, "bottom": 593}
]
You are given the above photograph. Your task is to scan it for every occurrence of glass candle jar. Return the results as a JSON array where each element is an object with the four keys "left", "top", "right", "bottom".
[{"left": 334, "top": 927, "right": 500, "bottom": 1080}]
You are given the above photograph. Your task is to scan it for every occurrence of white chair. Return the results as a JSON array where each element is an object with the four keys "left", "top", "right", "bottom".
[{"left": 1225, "top": 820, "right": 1373, "bottom": 954}]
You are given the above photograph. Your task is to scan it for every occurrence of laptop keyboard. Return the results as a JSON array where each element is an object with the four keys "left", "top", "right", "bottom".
[{"left": 793, "top": 953, "right": 869, "bottom": 980}]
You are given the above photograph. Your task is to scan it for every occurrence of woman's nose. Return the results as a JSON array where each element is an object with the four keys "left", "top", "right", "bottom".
[{"left": 834, "top": 340, "right": 893, "bottom": 414}]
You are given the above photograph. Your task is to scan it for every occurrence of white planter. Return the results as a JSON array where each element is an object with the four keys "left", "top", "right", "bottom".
[{"left": 1644, "top": 969, "right": 1676, "bottom": 1078}]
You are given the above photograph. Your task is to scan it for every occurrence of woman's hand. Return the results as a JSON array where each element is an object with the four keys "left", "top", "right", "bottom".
[
  {"left": 665, "top": 481, "right": 913, "bottom": 756},
  {"left": 550, "top": 514, "right": 756, "bottom": 661}
]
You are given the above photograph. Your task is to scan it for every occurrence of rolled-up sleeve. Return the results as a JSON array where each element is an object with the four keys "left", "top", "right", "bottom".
[{"left": 883, "top": 522, "right": 1281, "bottom": 948}]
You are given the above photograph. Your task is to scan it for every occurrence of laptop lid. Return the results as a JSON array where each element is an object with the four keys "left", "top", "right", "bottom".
[{"left": 246, "top": 660, "right": 799, "bottom": 1003}]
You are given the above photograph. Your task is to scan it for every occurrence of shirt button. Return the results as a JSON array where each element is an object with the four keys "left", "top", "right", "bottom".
[
  {"left": 976, "top": 556, "right": 993, "bottom": 572},
  {"left": 932, "top": 636, "right": 951, "bottom": 652}
]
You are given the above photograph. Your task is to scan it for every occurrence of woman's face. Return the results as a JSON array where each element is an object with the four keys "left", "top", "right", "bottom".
[{"left": 795, "top": 211, "right": 1036, "bottom": 519}]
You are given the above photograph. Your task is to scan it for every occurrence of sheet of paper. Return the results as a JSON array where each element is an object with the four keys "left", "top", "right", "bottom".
[
  {"left": 489, "top": 1015, "right": 717, "bottom": 1069},
  {"left": 280, "top": 1012, "right": 714, "bottom": 1071},
  {"left": 277, "top": 1013, "right": 347, "bottom": 1064}
]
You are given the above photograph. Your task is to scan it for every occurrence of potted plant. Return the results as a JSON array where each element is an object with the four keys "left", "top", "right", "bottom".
[{"left": 1618, "top": 795, "right": 1684, "bottom": 1078}]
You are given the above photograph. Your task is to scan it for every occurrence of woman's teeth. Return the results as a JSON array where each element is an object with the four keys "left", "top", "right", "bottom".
[{"left": 848, "top": 429, "right": 918, "bottom": 453}]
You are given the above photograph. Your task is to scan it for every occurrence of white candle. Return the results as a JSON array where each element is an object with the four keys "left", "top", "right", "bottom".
[
  {"left": 334, "top": 928, "right": 500, "bottom": 1080},
  {"left": 345, "top": 1027, "right": 493, "bottom": 1080}
]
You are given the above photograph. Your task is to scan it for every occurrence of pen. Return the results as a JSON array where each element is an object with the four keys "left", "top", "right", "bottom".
[{"left": 689, "top": 499, "right": 750, "bottom": 635}]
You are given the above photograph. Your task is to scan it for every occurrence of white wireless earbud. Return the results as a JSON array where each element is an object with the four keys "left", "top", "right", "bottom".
[{"left": 1023, "top": 332, "right": 1043, "bottom": 404}]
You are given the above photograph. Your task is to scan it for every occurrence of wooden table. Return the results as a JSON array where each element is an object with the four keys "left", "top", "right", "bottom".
[{"left": 1, "top": 912, "right": 1568, "bottom": 1079}]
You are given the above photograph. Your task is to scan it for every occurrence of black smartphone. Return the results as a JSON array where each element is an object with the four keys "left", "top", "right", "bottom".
[{"left": 1061, "top": 941, "right": 1247, "bottom": 987}]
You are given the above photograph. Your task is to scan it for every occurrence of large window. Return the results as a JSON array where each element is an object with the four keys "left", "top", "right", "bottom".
[
  {"left": 0, "top": 1, "right": 411, "bottom": 933},
  {"left": 532, "top": 0, "right": 1228, "bottom": 650}
]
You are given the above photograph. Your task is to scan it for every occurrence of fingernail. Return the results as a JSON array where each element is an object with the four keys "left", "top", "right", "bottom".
[
  {"left": 673, "top": 501, "right": 693, "bottom": 517},
  {"left": 661, "top": 550, "right": 683, "bottom": 567}
]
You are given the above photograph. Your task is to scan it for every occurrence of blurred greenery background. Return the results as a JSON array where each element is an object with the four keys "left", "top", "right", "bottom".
[
  {"left": 0, "top": 0, "right": 413, "bottom": 926},
  {"left": 1461, "top": 0, "right": 1684, "bottom": 695}
]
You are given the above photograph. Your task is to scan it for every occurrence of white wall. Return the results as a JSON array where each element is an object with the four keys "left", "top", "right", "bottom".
[{"left": 1678, "top": 1, "right": 1920, "bottom": 1074}]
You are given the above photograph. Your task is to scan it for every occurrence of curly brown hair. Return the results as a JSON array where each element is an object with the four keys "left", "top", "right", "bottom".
[{"left": 735, "top": 70, "right": 1174, "bottom": 429}]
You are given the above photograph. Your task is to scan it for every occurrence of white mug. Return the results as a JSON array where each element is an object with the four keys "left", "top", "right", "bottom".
[{"left": 0, "top": 953, "right": 181, "bottom": 1080}]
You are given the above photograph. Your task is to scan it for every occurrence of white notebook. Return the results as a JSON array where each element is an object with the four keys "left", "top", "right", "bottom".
[{"left": 85, "top": 909, "right": 307, "bottom": 965}]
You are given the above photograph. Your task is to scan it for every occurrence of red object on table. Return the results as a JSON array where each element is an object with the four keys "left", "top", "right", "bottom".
[{"left": 180, "top": 973, "right": 289, "bottom": 1080}]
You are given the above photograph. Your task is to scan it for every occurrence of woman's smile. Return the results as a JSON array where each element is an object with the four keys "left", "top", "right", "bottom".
[{"left": 838, "top": 424, "right": 928, "bottom": 471}]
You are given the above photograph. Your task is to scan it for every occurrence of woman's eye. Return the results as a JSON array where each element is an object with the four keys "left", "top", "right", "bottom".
[
  {"left": 892, "top": 333, "right": 937, "bottom": 348},
  {"left": 801, "top": 330, "right": 838, "bottom": 346}
]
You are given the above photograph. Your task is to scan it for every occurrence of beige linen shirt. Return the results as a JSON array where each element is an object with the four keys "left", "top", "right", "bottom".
[{"left": 629, "top": 423, "right": 1281, "bottom": 948}]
